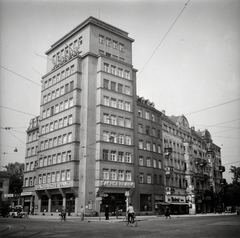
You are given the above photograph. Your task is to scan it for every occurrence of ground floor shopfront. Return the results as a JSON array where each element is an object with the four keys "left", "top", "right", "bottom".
[{"left": 165, "top": 194, "right": 189, "bottom": 215}]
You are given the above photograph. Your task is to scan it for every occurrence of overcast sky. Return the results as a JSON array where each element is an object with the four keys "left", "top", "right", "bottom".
[{"left": 0, "top": 0, "right": 239, "bottom": 183}]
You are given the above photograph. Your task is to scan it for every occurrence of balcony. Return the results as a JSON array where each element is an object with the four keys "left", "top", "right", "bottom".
[
  {"left": 219, "top": 166, "right": 225, "bottom": 173},
  {"left": 165, "top": 187, "right": 175, "bottom": 195},
  {"left": 164, "top": 147, "right": 172, "bottom": 158},
  {"left": 165, "top": 166, "right": 173, "bottom": 178}
]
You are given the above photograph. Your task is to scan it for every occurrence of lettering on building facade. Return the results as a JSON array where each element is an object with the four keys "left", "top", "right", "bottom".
[
  {"left": 100, "top": 180, "right": 135, "bottom": 188},
  {"left": 35, "top": 181, "right": 74, "bottom": 190}
]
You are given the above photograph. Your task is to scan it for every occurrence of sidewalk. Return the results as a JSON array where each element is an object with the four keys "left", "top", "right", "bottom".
[{"left": 28, "top": 212, "right": 237, "bottom": 222}]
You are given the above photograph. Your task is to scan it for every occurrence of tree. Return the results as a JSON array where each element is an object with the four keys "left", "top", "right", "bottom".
[
  {"left": 229, "top": 166, "right": 240, "bottom": 183},
  {"left": 4, "top": 162, "right": 24, "bottom": 194},
  {"left": 224, "top": 166, "right": 240, "bottom": 207}
]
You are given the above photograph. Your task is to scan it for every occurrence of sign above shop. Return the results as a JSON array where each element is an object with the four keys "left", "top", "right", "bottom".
[
  {"left": 100, "top": 180, "right": 135, "bottom": 188},
  {"left": 35, "top": 180, "right": 75, "bottom": 190},
  {"left": 21, "top": 192, "right": 33, "bottom": 196}
]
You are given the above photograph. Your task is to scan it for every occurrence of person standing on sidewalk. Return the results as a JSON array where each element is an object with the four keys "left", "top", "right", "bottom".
[
  {"left": 165, "top": 207, "right": 171, "bottom": 219},
  {"left": 105, "top": 205, "right": 109, "bottom": 220},
  {"left": 80, "top": 206, "right": 84, "bottom": 221}
]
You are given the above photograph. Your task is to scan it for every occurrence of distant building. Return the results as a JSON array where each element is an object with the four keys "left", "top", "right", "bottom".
[
  {"left": 0, "top": 171, "right": 10, "bottom": 206},
  {"left": 22, "top": 17, "right": 225, "bottom": 215}
]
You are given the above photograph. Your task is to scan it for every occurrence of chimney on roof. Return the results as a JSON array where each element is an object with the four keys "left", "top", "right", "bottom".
[{"left": 162, "top": 110, "right": 165, "bottom": 115}]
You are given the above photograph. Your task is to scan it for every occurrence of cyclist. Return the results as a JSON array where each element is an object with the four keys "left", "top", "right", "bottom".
[{"left": 127, "top": 203, "right": 135, "bottom": 223}]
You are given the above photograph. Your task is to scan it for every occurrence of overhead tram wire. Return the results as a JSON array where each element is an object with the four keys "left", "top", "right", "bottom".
[
  {"left": 137, "top": 0, "right": 191, "bottom": 79},
  {"left": 185, "top": 98, "right": 240, "bottom": 116}
]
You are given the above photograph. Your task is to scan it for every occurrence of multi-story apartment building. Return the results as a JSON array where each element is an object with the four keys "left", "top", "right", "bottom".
[
  {"left": 162, "top": 114, "right": 225, "bottom": 214},
  {"left": 22, "top": 17, "right": 225, "bottom": 216}
]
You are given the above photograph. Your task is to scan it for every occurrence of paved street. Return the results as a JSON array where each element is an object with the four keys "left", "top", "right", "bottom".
[{"left": 0, "top": 214, "right": 239, "bottom": 238}]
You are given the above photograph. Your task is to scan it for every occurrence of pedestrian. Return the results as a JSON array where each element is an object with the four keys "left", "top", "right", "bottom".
[
  {"left": 105, "top": 205, "right": 109, "bottom": 220},
  {"left": 80, "top": 206, "right": 84, "bottom": 221},
  {"left": 165, "top": 207, "right": 171, "bottom": 219},
  {"left": 115, "top": 207, "right": 119, "bottom": 219},
  {"left": 61, "top": 206, "right": 67, "bottom": 221}
]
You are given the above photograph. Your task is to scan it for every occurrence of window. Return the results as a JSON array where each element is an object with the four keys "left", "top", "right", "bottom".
[
  {"left": 103, "top": 169, "right": 109, "bottom": 180},
  {"left": 61, "top": 171, "right": 65, "bottom": 181},
  {"left": 65, "top": 100, "right": 68, "bottom": 109},
  {"left": 49, "top": 139, "right": 53, "bottom": 148},
  {"left": 118, "top": 68, "right": 123, "bottom": 77},
  {"left": 99, "top": 35, "right": 104, "bottom": 44},
  {"left": 103, "top": 79, "right": 109, "bottom": 89},
  {"left": 57, "top": 74, "right": 60, "bottom": 82},
  {"left": 47, "top": 173, "right": 51, "bottom": 183},
  {"left": 103, "top": 131, "right": 109, "bottom": 142},
  {"left": 59, "top": 118, "right": 63, "bottom": 128},
  {"left": 69, "top": 98, "right": 73, "bottom": 107},
  {"left": 125, "top": 118, "right": 131, "bottom": 128},
  {"left": 139, "top": 140, "right": 144, "bottom": 149},
  {"left": 58, "top": 135, "right": 62, "bottom": 145},
  {"left": 119, "top": 43, "right": 124, "bottom": 52},
  {"left": 43, "top": 95, "right": 47, "bottom": 104},
  {"left": 111, "top": 66, "right": 116, "bottom": 75},
  {"left": 113, "top": 40, "right": 118, "bottom": 49},
  {"left": 103, "top": 96, "right": 109, "bottom": 106},
  {"left": 59, "top": 102, "right": 63, "bottom": 111},
  {"left": 118, "top": 117, "right": 124, "bottom": 127},
  {"left": 153, "top": 159, "right": 157, "bottom": 168},
  {"left": 111, "top": 98, "right": 117, "bottom": 108},
  {"left": 111, "top": 170, "right": 117, "bottom": 180},
  {"left": 111, "top": 151, "right": 117, "bottom": 161},
  {"left": 118, "top": 151, "right": 124, "bottom": 162},
  {"left": 146, "top": 111, "right": 150, "bottom": 120},
  {"left": 56, "top": 172, "right": 60, "bottom": 182},
  {"left": 64, "top": 117, "right": 68, "bottom": 126},
  {"left": 60, "top": 86, "right": 64, "bottom": 95},
  {"left": 147, "top": 174, "right": 151, "bottom": 184},
  {"left": 152, "top": 114, "right": 155, "bottom": 121},
  {"left": 125, "top": 135, "right": 131, "bottom": 145},
  {"left": 68, "top": 132, "right": 72, "bottom": 142},
  {"left": 126, "top": 171, "right": 131, "bottom": 181},
  {"left": 103, "top": 150, "right": 108, "bottom": 160},
  {"left": 63, "top": 134, "right": 67, "bottom": 144},
  {"left": 118, "top": 134, "right": 124, "bottom": 144},
  {"left": 56, "top": 89, "right": 60, "bottom": 97},
  {"left": 69, "top": 115, "right": 73, "bottom": 125},
  {"left": 146, "top": 142, "right": 151, "bottom": 151},
  {"left": 152, "top": 128, "right": 156, "bottom": 137},
  {"left": 70, "top": 81, "right": 74, "bottom": 91},
  {"left": 71, "top": 65, "right": 75, "bottom": 73},
  {"left": 118, "top": 84, "right": 123, "bottom": 93},
  {"left": 111, "top": 82, "right": 116, "bottom": 91},
  {"left": 103, "top": 113, "right": 110, "bottom": 124},
  {"left": 67, "top": 151, "right": 71, "bottom": 161},
  {"left": 158, "top": 160, "right": 162, "bottom": 169},
  {"left": 57, "top": 154, "right": 61, "bottom": 163},
  {"left": 61, "top": 70, "right": 65, "bottom": 79},
  {"left": 158, "top": 145, "right": 161, "bottom": 153},
  {"left": 42, "top": 110, "right": 46, "bottom": 119},
  {"left": 138, "top": 109, "right": 143, "bottom": 117},
  {"left": 139, "top": 124, "right": 143, "bottom": 133},
  {"left": 139, "top": 157, "right": 143, "bottom": 166},
  {"left": 52, "top": 172, "right": 56, "bottom": 182},
  {"left": 147, "top": 158, "right": 151, "bottom": 167},
  {"left": 125, "top": 86, "right": 130, "bottom": 95},
  {"left": 54, "top": 121, "right": 58, "bottom": 130},
  {"left": 38, "top": 175, "right": 42, "bottom": 184},
  {"left": 66, "top": 170, "right": 70, "bottom": 180},
  {"left": 52, "top": 155, "right": 56, "bottom": 164},
  {"left": 139, "top": 174, "right": 144, "bottom": 183},
  {"left": 110, "top": 133, "right": 117, "bottom": 143},
  {"left": 42, "top": 174, "right": 46, "bottom": 183},
  {"left": 50, "top": 122, "right": 53, "bottom": 131},
  {"left": 104, "top": 63, "right": 110, "bottom": 73},
  {"left": 153, "top": 144, "right": 156, "bottom": 152},
  {"left": 55, "top": 104, "right": 59, "bottom": 113},
  {"left": 118, "top": 100, "right": 124, "bottom": 110},
  {"left": 125, "top": 70, "right": 130, "bottom": 80},
  {"left": 111, "top": 115, "right": 117, "bottom": 125},
  {"left": 125, "top": 102, "right": 130, "bottom": 111},
  {"left": 118, "top": 170, "right": 124, "bottom": 181},
  {"left": 125, "top": 152, "right": 131, "bottom": 163}
]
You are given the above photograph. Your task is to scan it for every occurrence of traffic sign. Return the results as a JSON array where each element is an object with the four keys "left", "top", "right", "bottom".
[
  {"left": 102, "top": 193, "right": 108, "bottom": 197},
  {"left": 96, "top": 197, "right": 102, "bottom": 201}
]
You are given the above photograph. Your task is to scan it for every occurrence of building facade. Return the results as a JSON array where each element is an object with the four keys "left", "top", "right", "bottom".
[{"left": 22, "top": 17, "right": 225, "bottom": 216}]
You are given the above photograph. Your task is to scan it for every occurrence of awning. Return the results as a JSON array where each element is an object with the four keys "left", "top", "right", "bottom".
[
  {"left": 169, "top": 202, "right": 189, "bottom": 205},
  {"left": 155, "top": 202, "right": 169, "bottom": 206}
]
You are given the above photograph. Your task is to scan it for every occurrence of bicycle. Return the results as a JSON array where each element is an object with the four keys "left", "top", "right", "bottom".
[
  {"left": 59, "top": 213, "right": 66, "bottom": 222},
  {"left": 125, "top": 214, "right": 138, "bottom": 227}
]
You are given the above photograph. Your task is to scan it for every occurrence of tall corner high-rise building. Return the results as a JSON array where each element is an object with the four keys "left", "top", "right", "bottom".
[{"left": 23, "top": 16, "right": 138, "bottom": 215}]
